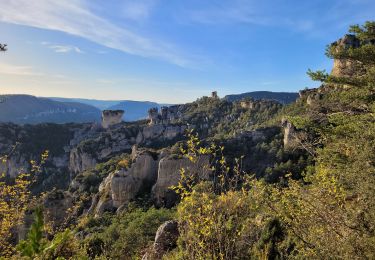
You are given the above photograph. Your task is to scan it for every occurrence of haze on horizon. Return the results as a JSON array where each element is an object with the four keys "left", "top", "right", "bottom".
[{"left": 0, "top": 0, "right": 374, "bottom": 103}]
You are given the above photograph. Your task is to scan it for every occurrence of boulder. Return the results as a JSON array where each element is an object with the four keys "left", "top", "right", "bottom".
[{"left": 142, "top": 220, "right": 179, "bottom": 260}]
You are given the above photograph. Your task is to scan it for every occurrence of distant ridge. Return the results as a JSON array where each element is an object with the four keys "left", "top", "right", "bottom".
[
  {"left": 49, "top": 97, "right": 120, "bottom": 111},
  {"left": 49, "top": 97, "right": 171, "bottom": 121},
  {"left": 0, "top": 95, "right": 101, "bottom": 124},
  {"left": 107, "top": 101, "right": 168, "bottom": 121},
  {"left": 224, "top": 91, "right": 299, "bottom": 104}
]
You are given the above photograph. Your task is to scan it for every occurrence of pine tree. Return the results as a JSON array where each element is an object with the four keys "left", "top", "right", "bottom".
[{"left": 308, "top": 21, "right": 375, "bottom": 88}]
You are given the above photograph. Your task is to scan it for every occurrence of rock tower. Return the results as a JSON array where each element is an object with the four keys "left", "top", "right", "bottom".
[{"left": 101, "top": 110, "right": 124, "bottom": 129}]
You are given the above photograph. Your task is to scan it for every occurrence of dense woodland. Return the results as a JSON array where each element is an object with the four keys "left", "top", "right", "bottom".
[{"left": 0, "top": 21, "right": 375, "bottom": 259}]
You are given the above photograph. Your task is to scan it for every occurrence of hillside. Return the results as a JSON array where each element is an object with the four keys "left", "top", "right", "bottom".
[
  {"left": 0, "top": 95, "right": 101, "bottom": 124},
  {"left": 224, "top": 91, "right": 299, "bottom": 104},
  {"left": 49, "top": 97, "right": 120, "bottom": 110}
]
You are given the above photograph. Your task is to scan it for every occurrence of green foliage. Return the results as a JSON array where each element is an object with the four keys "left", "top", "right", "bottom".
[
  {"left": 17, "top": 207, "right": 86, "bottom": 260},
  {"left": 180, "top": 96, "right": 282, "bottom": 140},
  {"left": 17, "top": 207, "right": 46, "bottom": 258},
  {"left": 82, "top": 206, "right": 175, "bottom": 259},
  {"left": 307, "top": 69, "right": 329, "bottom": 82},
  {"left": 254, "top": 21, "right": 375, "bottom": 259},
  {"left": 41, "top": 230, "right": 86, "bottom": 260}
]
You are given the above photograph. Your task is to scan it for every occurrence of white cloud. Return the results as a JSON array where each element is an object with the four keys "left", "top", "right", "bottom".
[
  {"left": 46, "top": 43, "right": 84, "bottom": 54},
  {"left": 0, "top": 62, "right": 44, "bottom": 76},
  {"left": 0, "top": 0, "right": 194, "bottom": 67}
]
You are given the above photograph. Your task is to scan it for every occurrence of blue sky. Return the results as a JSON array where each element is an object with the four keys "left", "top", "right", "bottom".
[{"left": 0, "top": 0, "right": 374, "bottom": 103}]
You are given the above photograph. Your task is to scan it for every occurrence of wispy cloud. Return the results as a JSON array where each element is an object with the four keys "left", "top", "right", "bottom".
[
  {"left": 41, "top": 41, "right": 84, "bottom": 53},
  {"left": 0, "top": 0, "right": 195, "bottom": 67},
  {"left": 0, "top": 62, "right": 44, "bottom": 76},
  {"left": 183, "top": 0, "right": 375, "bottom": 35},
  {"left": 50, "top": 44, "right": 83, "bottom": 54}
]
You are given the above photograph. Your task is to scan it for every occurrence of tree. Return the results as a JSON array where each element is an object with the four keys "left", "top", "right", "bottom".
[
  {"left": 0, "top": 43, "right": 7, "bottom": 51},
  {"left": 0, "top": 151, "right": 48, "bottom": 257},
  {"left": 17, "top": 206, "right": 46, "bottom": 258},
  {"left": 260, "top": 21, "right": 375, "bottom": 258},
  {"left": 307, "top": 21, "right": 375, "bottom": 88}
]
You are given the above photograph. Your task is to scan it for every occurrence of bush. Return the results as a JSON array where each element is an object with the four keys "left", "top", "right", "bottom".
[{"left": 83, "top": 206, "right": 175, "bottom": 259}]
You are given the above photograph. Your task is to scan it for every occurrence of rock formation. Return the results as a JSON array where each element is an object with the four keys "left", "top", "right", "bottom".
[
  {"left": 152, "top": 155, "right": 211, "bottom": 207},
  {"left": 69, "top": 130, "right": 134, "bottom": 174},
  {"left": 331, "top": 34, "right": 363, "bottom": 78},
  {"left": 282, "top": 118, "right": 298, "bottom": 149},
  {"left": 101, "top": 110, "right": 124, "bottom": 129},
  {"left": 240, "top": 100, "right": 255, "bottom": 109},
  {"left": 142, "top": 220, "right": 179, "bottom": 260},
  {"left": 89, "top": 150, "right": 158, "bottom": 216},
  {"left": 298, "top": 88, "right": 323, "bottom": 106},
  {"left": 147, "top": 105, "right": 184, "bottom": 125}
]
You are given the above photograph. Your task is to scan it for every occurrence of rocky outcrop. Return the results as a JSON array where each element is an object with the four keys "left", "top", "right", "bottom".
[
  {"left": 152, "top": 155, "right": 211, "bottom": 207},
  {"left": 282, "top": 118, "right": 298, "bottom": 149},
  {"left": 42, "top": 190, "right": 73, "bottom": 231},
  {"left": 239, "top": 98, "right": 281, "bottom": 110},
  {"left": 235, "top": 130, "right": 266, "bottom": 142},
  {"left": 136, "top": 124, "right": 187, "bottom": 145},
  {"left": 69, "top": 148, "right": 97, "bottom": 175},
  {"left": 299, "top": 88, "right": 323, "bottom": 106},
  {"left": 69, "top": 130, "right": 134, "bottom": 174},
  {"left": 331, "top": 34, "right": 364, "bottom": 78},
  {"left": 142, "top": 220, "right": 179, "bottom": 260},
  {"left": 90, "top": 150, "right": 158, "bottom": 216},
  {"left": 240, "top": 100, "right": 255, "bottom": 109},
  {"left": 147, "top": 105, "right": 185, "bottom": 125},
  {"left": 101, "top": 110, "right": 124, "bottom": 129}
]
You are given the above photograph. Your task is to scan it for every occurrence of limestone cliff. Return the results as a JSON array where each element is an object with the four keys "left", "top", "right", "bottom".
[
  {"left": 331, "top": 34, "right": 363, "bottom": 78},
  {"left": 152, "top": 155, "right": 211, "bottom": 207},
  {"left": 89, "top": 150, "right": 158, "bottom": 216}
]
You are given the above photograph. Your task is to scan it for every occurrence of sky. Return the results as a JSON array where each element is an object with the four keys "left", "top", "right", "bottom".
[{"left": 0, "top": 0, "right": 374, "bottom": 103}]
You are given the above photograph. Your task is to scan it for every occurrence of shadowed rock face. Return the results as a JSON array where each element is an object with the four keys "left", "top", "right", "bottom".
[{"left": 101, "top": 110, "right": 124, "bottom": 129}]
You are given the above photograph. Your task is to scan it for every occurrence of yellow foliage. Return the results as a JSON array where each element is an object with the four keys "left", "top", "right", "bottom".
[{"left": 0, "top": 151, "right": 49, "bottom": 257}]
